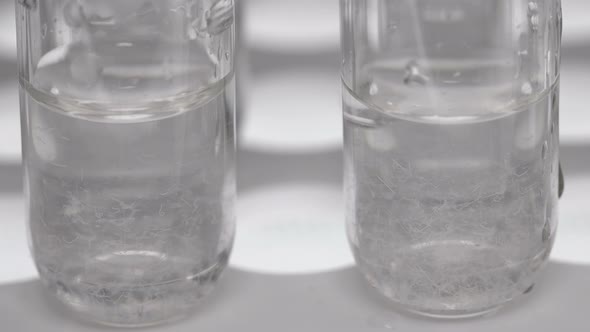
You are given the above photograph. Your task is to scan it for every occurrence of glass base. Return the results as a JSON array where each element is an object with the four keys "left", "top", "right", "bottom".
[
  {"left": 393, "top": 301, "right": 504, "bottom": 320},
  {"left": 37, "top": 251, "right": 230, "bottom": 327},
  {"left": 352, "top": 239, "right": 549, "bottom": 320}
]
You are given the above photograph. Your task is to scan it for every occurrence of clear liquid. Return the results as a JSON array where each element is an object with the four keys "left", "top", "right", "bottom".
[
  {"left": 20, "top": 0, "right": 235, "bottom": 323},
  {"left": 343, "top": 70, "right": 559, "bottom": 317},
  {"left": 23, "top": 78, "right": 235, "bottom": 326}
]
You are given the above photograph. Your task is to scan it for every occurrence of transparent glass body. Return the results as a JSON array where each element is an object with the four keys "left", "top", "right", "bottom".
[
  {"left": 16, "top": 0, "right": 235, "bottom": 326},
  {"left": 342, "top": 0, "right": 561, "bottom": 318}
]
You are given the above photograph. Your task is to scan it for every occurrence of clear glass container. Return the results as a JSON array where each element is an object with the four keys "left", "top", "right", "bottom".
[
  {"left": 16, "top": 0, "right": 235, "bottom": 327},
  {"left": 341, "top": 0, "right": 561, "bottom": 318}
]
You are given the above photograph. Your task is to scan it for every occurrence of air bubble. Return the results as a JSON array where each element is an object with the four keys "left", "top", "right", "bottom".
[
  {"left": 369, "top": 82, "right": 379, "bottom": 96},
  {"left": 529, "top": 15, "right": 539, "bottom": 31},
  {"left": 403, "top": 60, "right": 429, "bottom": 85},
  {"left": 387, "top": 22, "right": 398, "bottom": 32},
  {"left": 528, "top": 2, "right": 540, "bottom": 31},
  {"left": 542, "top": 141, "right": 548, "bottom": 160},
  {"left": 50, "top": 87, "right": 60, "bottom": 95},
  {"left": 521, "top": 82, "right": 533, "bottom": 95}
]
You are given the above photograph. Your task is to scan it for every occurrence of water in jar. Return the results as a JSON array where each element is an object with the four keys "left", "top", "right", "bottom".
[
  {"left": 343, "top": 0, "right": 560, "bottom": 318},
  {"left": 19, "top": 0, "right": 235, "bottom": 326}
]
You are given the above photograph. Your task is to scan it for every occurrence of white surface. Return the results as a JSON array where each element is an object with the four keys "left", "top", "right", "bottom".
[
  {"left": 563, "top": 0, "right": 590, "bottom": 45},
  {"left": 233, "top": 183, "right": 353, "bottom": 274},
  {"left": 0, "top": 82, "right": 21, "bottom": 163},
  {"left": 560, "top": 63, "right": 590, "bottom": 144},
  {"left": 241, "top": 68, "right": 343, "bottom": 153},
  {"left": 0, "top": 194, "right": 36, "bottom": 284},
  {"left": 243, "top": 0, "right": 340, "bottom": 52},
  {"left": 0, "top": 1, "right": 16, "bottom": 59}
]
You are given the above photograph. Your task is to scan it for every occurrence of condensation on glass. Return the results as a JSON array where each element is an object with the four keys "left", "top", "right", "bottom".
[
  {"left": 16, "top": 0, "right": 235, "bottom": 326},
  {"left": 341, "top": 0, "right": 561, "bottom": 318}
]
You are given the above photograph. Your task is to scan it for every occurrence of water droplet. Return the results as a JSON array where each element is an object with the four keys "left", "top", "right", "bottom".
[
  {"left": 386, "top": 100, "right": 394, "bottom": 106},
  {"left": 50, "top": 87, "right": 60, "bottom": 95},
  {"left": 369, "top": 82, "right": 379, "bottom": 96},
  {"left": 225, "top": 52, "right": 230, "bottom": 61},
  {"left": 542, "top": 141, "right": 548, "bottom": 160},
  {"left": 387, "top": 22, "right": 398, "bottom": 32},
  {"left": 521, "top": 82, "right": 533, "bottom": 95},
  {"left": 18, "top": 0, "right": 36, "bottom": 10},
  {"left": 116, "top": 42, "right": 133, "bottom": 48},
  {"left": 453, "top": 71, "right": 461, "bottom": 78},
  {"left": 404, "top": 60, "right": 429, "bottom": 85}
]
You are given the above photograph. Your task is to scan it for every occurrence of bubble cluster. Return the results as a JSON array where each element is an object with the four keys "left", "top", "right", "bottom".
[{"left": 528, "top": 2, "right": 540, "bottom": 32}]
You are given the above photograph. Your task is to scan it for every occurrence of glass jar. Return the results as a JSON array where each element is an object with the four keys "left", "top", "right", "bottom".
[
  {"left": 341, "top": 0, "right": 561, "bottom": 318},
  {"left": 16, "top": 0, "right": 235, "bottom": 326}
]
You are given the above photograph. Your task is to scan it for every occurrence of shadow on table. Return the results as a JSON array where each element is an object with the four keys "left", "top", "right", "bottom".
[
  {"left": 0, "top": 163, "right": 21, "bottom": 193},
  {"left": 0, "top": 261, "right": 588, "bottom": 332}
]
